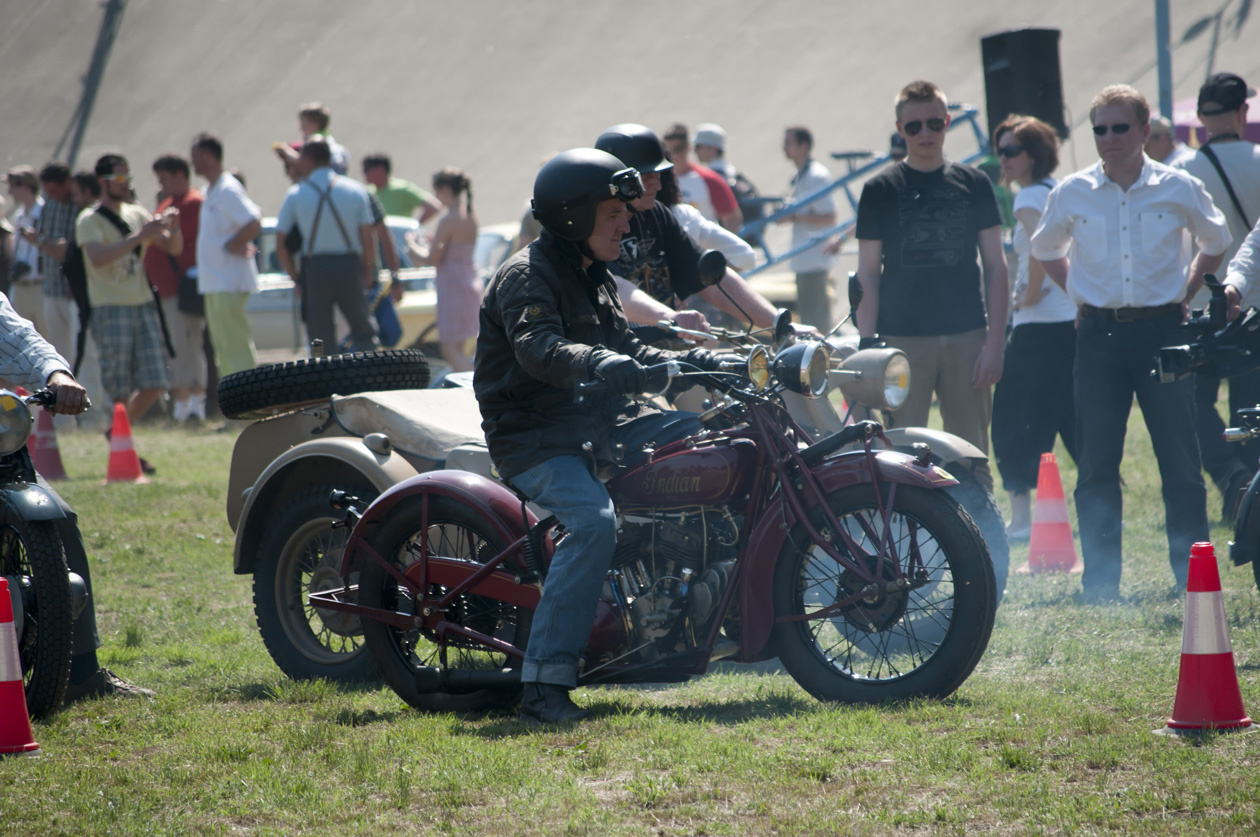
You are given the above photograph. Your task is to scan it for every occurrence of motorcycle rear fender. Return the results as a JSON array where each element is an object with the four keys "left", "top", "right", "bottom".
[
  {"left": 346, "top": 470, "right": 539, "bottom": 564},
  {"left": 1230, "top": 471, "right": 1260, "bottom": 566},
  {"left": 736, "top": 449, "right": 957, "bottom": 662},
  {"left": 879, "top": 427, "right": 987, "bottom": 465},
  {"left": 232, "top": 437, "right": 421, "bottom": 575},
  {"left": 0, "top": 483, "right": 71, "bottom": 524}
]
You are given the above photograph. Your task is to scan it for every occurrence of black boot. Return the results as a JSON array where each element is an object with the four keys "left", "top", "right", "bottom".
[{"left": 519, "top": 683, "right": 589, "bottom": 725}]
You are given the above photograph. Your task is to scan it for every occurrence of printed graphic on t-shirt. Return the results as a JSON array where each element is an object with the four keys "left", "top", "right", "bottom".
[
  {"left": 617, "top": 230, "right": 675, "bottom": 306},
  {"left": 898, "top": 184, "right": 971, "bottom": 268}
]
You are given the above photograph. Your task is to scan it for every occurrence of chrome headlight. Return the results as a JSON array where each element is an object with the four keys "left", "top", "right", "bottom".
[
  {"left": 836, "top": 348, "right": 911, "bottom": 411},
  {"left": 771, "top": 342, "right": 829, "bottom": 397},
  {"left": 746, "top": 345, "right": 770, "bottom": 391},
  {"left": 0, "top": 391, "right": 33, "bottom": 456}
]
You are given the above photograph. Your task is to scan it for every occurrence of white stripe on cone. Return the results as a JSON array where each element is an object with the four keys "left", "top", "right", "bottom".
[
  {"left": 109, "top": 434, "right": 135, "bottom": 455},
  {"left": 1183, "top": 591, "right": 1233, "bottom": 655},
  {"left": 0, "top": 621, "right": 20, "bottom": 683},
  {"left": 1032, "top": 502, "right": 1070, "bottom": 524}
]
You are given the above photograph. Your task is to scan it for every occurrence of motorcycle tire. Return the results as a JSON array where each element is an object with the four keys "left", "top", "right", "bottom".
[
  {"left": 1, "top": 522, "right": 73, "bottom": 719},
  {"left": 771, "top": 483, "right": 996, "bottom": 705},
  {"left": 218, "top": 350, "right": 430, "bottom": 420},
  {"left": 358, "top": 495, "right": 530, "bottom": 713},
  {"left": 253, "top": 484, "right": 378, "bottom": 682},
  {"left": 932, "top": 457, "right": 1008, "bottom": 607}
]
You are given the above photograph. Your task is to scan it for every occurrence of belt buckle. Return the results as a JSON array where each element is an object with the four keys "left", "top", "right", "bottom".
[{"left": 1112, "top": 307, "right": 1139, "bottom": 323}]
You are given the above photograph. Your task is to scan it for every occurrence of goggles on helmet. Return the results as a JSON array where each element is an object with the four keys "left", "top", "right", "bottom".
[{"left": 609, "top": 167, "right": 644, "bottom": 202}]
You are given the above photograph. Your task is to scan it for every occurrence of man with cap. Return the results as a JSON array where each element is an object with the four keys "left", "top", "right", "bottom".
[
  {"left": 662, "top": 124, "right": 743, "bottom": 232},
  {"left": 693, "top": 123, "right": 735, "bottom": 182},
  {"left": 1176, "top": 72, "right": 1260, "bottom": 519},
  {"left": 475, "top": 148, "right": 734, "bottom": 724},
  {"left": 5, "top": 166, "right": 45, "bottom": 329}
]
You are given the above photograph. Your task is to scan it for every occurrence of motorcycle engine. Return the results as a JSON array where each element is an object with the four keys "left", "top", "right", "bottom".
[{"left": 609, "top": 508, "right": 738, "bottom": 661}]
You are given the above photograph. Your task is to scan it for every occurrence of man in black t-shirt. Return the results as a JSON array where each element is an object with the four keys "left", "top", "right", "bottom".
[{"left": 855, "top": 80, "right": 1009, "bottom": 490}]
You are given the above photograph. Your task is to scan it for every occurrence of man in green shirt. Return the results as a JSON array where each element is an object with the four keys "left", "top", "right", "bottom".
[{"left": 362, "top": 153, "right": 442, "bottom": 223}]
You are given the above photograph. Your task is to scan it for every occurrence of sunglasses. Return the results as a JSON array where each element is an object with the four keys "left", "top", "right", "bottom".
[
  {"left": 103, "top": 174, "right": 133, "bottom": 184},
  {"left": 997, "top": 144, "right": 1025, "bottom": 158},
  {"left": 902, "top": 118, "right": 946, "bottom": 136},
  {"left": 1091, "top": 123, "right": 1132, "bottom": 137}
]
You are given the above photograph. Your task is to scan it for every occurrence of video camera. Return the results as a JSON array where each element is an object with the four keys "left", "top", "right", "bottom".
[{"left": 1155, "top": 274, "right": 1260, "bottom": 383}]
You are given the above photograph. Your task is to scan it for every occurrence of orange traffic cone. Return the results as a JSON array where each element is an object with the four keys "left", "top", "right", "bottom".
[
  {"left": 1157, "top": 542, "right": 1256, "bottom": 736},
  {"left": 104, "top": 402, "right": 147, "bottom": 484},
  {"left": 30, "top": 408, "right": 68, "bottom": 481},
  {"left": 0, "top": 578, "right": 41, "bottom": 757},
  {"left": 1017, "top": 453, "right": 1083, "bottom": 574}
]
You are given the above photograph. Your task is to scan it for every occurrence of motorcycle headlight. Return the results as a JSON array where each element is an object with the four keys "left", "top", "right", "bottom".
[
  {"left": 836, "top": 348, "right": 911, "bottom": 411},
  {"left": 772, "top": 342, "right": 829, "bottom": 397},
  {"left": 0, "top": 391, "right": 33, "bottom": 456},
  {"left": 746, "top": 345, "right": 770, "bottom": 391}
]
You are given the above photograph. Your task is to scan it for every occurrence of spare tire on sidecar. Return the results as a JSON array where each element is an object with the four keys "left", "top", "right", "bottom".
[{"left": 218, "top": 350, "right": 431, "bottom": 420}]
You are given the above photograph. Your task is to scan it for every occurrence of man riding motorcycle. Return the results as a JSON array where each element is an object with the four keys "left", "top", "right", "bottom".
[{"left": 473, "top": 148, "right": 735, "bottom": 724}]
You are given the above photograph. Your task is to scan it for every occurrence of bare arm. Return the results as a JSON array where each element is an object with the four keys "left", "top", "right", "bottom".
[
  {"left": 697, "top": 268, "right": 779, "bottom": 328},
  {"left": 1014, "top": 207, "right": 1047, "bottom": 308},
  {"left": 973, "top": 225, "right": 1009, "bottom": 388},
  {"left": 277, "top": 243, "right": 298, "bottom": 283},
  {"left": 718, "top": 208, "right": 743, "bottom": 233},
  {"left": 375, "top": 222, "right": 401, "bottom": 274},
  {"left": 1184, "top": 250, "right": 1227, "bottom": 301},
  {"left": 359, "top": 225, "right": 375, "bottom": 286},
  {"left": 614, "top": 277, "right": 710, "bottom": 332},
  {"left": 82, "top": 219, "right": 164, "bottom": 268},
  {"left": 854, "top": 239, "right": 882, "bottom": 338},
  {"left": 225, "top": 218, "right": 263, "bottom": 257},
  {"left": 408, "top": 217, "right": 451, "bottom": 267},
  {"left": 1038, "top": 257, "right": 1069, "bottom": 290}
]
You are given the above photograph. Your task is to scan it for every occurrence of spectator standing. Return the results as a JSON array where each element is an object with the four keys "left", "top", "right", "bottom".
[
  {"left": 855, "top": 81, "right": 1008, "bottom": 494},
  {"left": 988, "top": 116, "right": 1077, "bottom": 540},
  {"left": 143, "top": 155, "right": 206, "bottom": 422},
  {"left": 405, "top": 167, "right": 481, "bottom": 372},
  {"left": 693, "top": 123, "right": 734, "bottom": 181},
  {"left": 1032, "top": 84, "right": 1231, "bottom": 598},
  {"left": 1146, "top": 116, "right": 1197, "bottom": 167},
  {"left": 275, "top": 140, "right": 377, "bottom": 353},
  {"left": 5, "top": 166, "right": 45, "bottom": 328},
  {"left": 781, "top": 126, "right": 840, "bottom": 330},
  {"left": 657, "top": 162, "right": 756, "bottom": 274},
  {"left": 662, "top": 124, "right": 743, "bottom": 232},
  {"left": 273, "top": 102, "right": 350, "bottom": 176},
  {"left": 191, "top": 134, "right": 261, "bottom": 377},
  {"left": 1174, "top": 72, "right": 1260, "bottom": 520},
  {"left": 77, "top": 154, "right": 182, "bottom": 470},
  {"left": 20, "top": 164, "right": 78, "bottom": 364},
  {"left": 362, "top": 154, "right": 442, "bottom": 224}
]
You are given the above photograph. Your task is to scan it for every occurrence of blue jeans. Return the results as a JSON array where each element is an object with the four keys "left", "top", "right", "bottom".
[
  {"left": 1074, "top": 311, "right": 1206, "bottom": 592},
  {"left": 509, "top": 411, "right": 702, "bottom": 686}
]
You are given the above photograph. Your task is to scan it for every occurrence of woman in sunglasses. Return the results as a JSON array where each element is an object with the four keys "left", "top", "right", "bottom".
[{"left": 988, "top": 115, "right": 1077, "bottom": 541}]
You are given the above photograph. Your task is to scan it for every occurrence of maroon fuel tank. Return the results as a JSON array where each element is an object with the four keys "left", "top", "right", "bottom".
[{"left": 609, "top": 440, "right": 756, "bottom": 507}]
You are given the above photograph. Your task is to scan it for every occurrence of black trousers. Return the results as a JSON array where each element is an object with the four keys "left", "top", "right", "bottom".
[
  {"left": 1194, "top": 369, "right": 1260, "bottom": 493},
  {"left": 991, "top": 321, "right": 1078, "bottom": 495},
  {"left": 1074, "top": 311, "right": 1206, "bottom": 592}
]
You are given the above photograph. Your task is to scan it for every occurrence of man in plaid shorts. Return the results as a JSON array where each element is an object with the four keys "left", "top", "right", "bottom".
[{"left": 76, "top": 154, "right": 182, "bottom": 473}]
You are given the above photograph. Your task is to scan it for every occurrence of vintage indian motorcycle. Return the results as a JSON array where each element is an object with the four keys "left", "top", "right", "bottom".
[{"left": 307, "top": 339, "right": 998, "bottom": 710}]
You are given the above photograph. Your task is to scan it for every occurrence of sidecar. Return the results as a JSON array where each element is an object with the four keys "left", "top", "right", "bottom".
[{"left": 225, "top": 351, "right": 499, "bottom": 681}]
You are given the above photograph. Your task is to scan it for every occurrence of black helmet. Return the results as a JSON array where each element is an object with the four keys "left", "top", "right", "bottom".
[
  {"left": 595, "top": 124, "right": 673, "bottom": 173},
  {"left": 531, "top": 148, "right": 644, "bottom": 242}
]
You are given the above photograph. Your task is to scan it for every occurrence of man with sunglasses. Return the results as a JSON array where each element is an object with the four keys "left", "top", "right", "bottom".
[
  {"left": 855, "top": 80, "right": 1009, "bottom": 493},
  {"left": 1032, "top": 84, "right": 1231, "bottom": 600}
]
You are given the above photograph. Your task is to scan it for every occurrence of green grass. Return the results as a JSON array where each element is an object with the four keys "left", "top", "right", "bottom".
[{"left": 3, "top": 408, "right": 1260, "bottom": 836}]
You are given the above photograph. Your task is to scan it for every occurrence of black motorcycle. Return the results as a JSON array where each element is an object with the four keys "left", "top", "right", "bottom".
[
  {"left": 0, "top": 389, "right": 88, "bottom": 718},
  {"left": 1154, "top": 275, "right": 1260, "bottom": 584}
]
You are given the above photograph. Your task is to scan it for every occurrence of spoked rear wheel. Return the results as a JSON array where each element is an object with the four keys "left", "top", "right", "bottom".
[
  {"left": 359, "top": 496, "right": 529, "bottom": 712},
  {"left": 1, "top": 522, "right": 73, "bottom": 719},
  {"left": 772, "top": 484, "right": 995, "bottom": 704}
]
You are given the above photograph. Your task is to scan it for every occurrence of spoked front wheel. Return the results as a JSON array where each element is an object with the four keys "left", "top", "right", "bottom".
[
  {"left": 772, "top": 484, "right": 996, "bottom": 704},
  {"left": 358, "top": 495, "right": 530, "bottom": 712}
]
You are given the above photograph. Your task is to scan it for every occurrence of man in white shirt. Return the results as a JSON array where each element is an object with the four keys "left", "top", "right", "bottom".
[
  {"left": 1174, "top": 72, "right": 1260, "bottom": 520},
  {"left": 5, "top": 166, "right": 45, "bottom": 330},
  {"left": 780, "top": 126, "right": 838, "bottom": 330},
  {"left": 191, "top": 132, "right": 262, "bottom": 377},
  {"left": 1032, "top": 84, "right": 1232, "bottom": 599}
]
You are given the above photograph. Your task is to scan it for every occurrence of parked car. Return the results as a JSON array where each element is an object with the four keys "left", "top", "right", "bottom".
[{"left": 248, "top": 217, "right": 516, "bottom": 353}]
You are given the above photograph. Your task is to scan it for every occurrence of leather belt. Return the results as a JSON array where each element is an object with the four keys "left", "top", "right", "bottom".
[{"left": 1080, "top": 303, "right": 1180, "bottom": 322}]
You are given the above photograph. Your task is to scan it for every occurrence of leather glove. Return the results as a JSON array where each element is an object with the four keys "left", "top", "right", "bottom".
[
  {"left": 594, "top": 355, "right": 648, "bottom": 394},
  {"left": 704, "top": 353, "right": 746, "bottom": 374}
]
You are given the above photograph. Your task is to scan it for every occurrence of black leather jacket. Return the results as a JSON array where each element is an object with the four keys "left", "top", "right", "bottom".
[{"left": 474, "top": 231, "right": 713, "bottom": 479}]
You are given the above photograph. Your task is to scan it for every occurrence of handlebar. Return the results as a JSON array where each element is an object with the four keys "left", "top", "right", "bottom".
[{"left": 575, "top": 360, "right": 682, "bottom": 403}]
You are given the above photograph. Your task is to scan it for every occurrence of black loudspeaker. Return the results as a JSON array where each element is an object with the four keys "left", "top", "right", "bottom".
[{"left": 980, "top": 27, "right": 1068, "bottom": 141}]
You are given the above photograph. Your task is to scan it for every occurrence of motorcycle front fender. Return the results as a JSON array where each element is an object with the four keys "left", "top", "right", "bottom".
[
  {"left": 232, "top": 436, "right": 421, "bottom": 574},
  {"left": 0, "top": 483, "right": 71, "bottom": 525},
  {"left": 345, "top": 470, "right": 539, "bottom": 568},
  {"left": 1230, "top": 470, "right": 1260, "bottom": 566},
  {"left": 736, "top": 450, "right": 957, "bottom": 662},
  {"left": 879, "top": 427, "right": 987, "bottom": 465}
]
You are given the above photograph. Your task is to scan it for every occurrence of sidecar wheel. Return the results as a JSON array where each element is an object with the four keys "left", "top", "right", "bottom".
[
  {"left": 1, "top": 522, "right": 73, "bottom": 719},
  {"left": 771, "top": 484, "right": 996, "bottom": 704},
  {"left": 218, "top": 349, "right": 430, "bottom": 419},
  {"left": 253, "top": 484, "right": 378, "bottom": 682},
  {"left": 938, "top": 459, "right": 1008, "bottom": 607},
  {"left": 359, "top": 495, "right": 529, "bottom": 713}
]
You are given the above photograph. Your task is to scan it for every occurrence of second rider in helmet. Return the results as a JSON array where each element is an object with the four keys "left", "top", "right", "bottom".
[{"left": 474, "top": 148, "right": 736, "bottom": 725}]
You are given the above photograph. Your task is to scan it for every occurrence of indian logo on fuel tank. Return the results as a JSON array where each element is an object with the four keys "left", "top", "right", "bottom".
[{"left": 639, "top": 468, "right": 703, "bottom": 496}]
